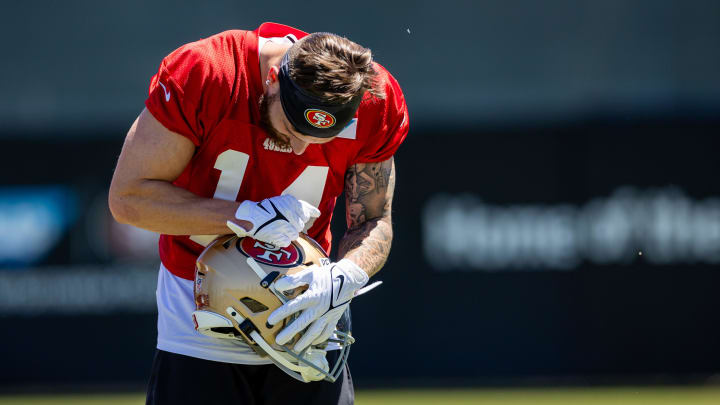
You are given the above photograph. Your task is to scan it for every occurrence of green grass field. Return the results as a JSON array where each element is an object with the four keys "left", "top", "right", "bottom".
[{"left": 1, "top": 387, "right": 719, "bottom": 405}]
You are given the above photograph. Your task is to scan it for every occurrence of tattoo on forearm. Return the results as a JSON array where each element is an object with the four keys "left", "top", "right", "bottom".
[
  {"left": 344, "top": 159, "right": 395, "bottom": 229},
  {"left": 340, "top": 158, "right": 396, "bottom": 276},
  {"left": 338, "top": 219, "right": 393, "bottom": 277}
]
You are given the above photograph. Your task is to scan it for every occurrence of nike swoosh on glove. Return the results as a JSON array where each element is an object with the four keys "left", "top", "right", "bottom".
[
  {"left": 267, "top": 258, "right": 369, "bottom": 351},
  {"left": 226, "top": 195, "right": 320, "bottom": 247}
]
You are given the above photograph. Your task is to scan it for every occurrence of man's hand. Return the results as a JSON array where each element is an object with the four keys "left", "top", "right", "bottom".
[
  {"left": 227, "top": 195, "right": 320, "bottom": 247},
  {"left": 267, "top": 259, "right": 369, "bottom": 351}
]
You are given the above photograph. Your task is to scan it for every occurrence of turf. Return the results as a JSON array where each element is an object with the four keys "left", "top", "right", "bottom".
[
  {"left": 356, "top": 387, "right": 720, "bottom": 404},
  {"left": 1, "top": 387, "right": 719, "bottom": 404}
]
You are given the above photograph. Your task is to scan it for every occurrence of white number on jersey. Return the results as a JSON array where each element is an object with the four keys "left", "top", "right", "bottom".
[{"left": 189, "top": 150, "right": 328, "bottom": 246}]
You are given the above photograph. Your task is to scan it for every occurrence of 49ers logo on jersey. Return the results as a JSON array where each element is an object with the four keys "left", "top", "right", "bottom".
[
  {"left": 304, "top": 109, "right": 336, "bottom": 128},
  {"left": 236, "top": 237, "right": 303, "bottom": 268}
]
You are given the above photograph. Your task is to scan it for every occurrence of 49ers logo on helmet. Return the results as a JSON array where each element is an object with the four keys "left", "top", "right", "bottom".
[
  {"left": 304, "top": 109, "right": 336, "bottom": 128},
  {"left": 236, "top": 237, "right": 303, "bottom": 268}
]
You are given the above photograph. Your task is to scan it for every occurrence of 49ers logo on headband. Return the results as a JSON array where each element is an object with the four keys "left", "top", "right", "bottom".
[
  {"left": 304, "top": 109, "right": 336, "bottom": 129},
  {"left": 236, "top": 237, "right": 304, "bottom": 268}
]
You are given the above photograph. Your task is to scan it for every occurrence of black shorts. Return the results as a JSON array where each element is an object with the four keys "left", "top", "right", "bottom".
[{"left": 145, "top": 349, "right": 354, "bottom": 405}]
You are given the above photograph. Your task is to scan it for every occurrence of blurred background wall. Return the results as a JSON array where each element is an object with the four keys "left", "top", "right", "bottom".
[{"left": 1, "top": 0, "right": 719, "bottom": 389}]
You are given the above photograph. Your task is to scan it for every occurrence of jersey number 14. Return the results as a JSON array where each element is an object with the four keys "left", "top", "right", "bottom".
[{"left": 190, "top": 149, "right": 329, "bottom": 246}]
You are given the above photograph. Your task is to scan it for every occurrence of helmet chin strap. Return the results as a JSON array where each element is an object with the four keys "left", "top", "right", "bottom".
[
  {"left": 225, "top": 306, "right": 349, "bottom": 383},
  {"left": 234, "top": 249, "right": 367, "bottom": 383}
]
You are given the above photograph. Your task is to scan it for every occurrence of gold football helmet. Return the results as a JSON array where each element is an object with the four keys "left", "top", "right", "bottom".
[{"left": 191, "top": 233, "right": 354, "bottom": 383}]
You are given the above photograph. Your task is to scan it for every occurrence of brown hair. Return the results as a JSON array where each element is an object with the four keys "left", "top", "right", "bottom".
[{"left": 287, "top": 32, "right": 385, "bottom": 104}]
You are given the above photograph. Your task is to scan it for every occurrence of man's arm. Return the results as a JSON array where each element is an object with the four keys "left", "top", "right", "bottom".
[
  {"left": 337, "top": 157, "right": 395, "bottom": 277},
  {"left": 267, "top": 157, "right": 394, "bottom": 348},
  {"left": 109, "top": 108, "right": 246, "bottom": 235}
]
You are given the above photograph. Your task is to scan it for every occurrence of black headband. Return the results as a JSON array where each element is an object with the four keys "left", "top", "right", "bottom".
[{"left": 277, "top": 52, "right": 362, "bottom": 138}]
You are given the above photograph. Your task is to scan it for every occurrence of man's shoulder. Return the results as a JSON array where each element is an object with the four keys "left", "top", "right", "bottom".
[
  {"left": 158, "top": 29, "right": 259, "bottom": 96},
  {"left": 200, "top": 29, "right": 253, "bottom": 46},
  {"left": 147, "top": 28, "right": 261, "bottom": 146},
  {"left": 346, "top": 63, "right": 408, "bottom": 163},
  {"left": 168, "top": 30, "right": 252, "bottom": 64}
]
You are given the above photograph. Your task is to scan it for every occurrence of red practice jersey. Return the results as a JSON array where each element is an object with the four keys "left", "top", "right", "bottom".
[{"left": 145, "top": 22, "right": 409, "bottom": 280}]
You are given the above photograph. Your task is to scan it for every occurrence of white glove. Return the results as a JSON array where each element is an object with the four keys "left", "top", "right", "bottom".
[
  {"left": 226, "top": 195, "right": 320, "bottom": 247},
  {"left": 299, "top": 348, "right": 329, "bottom": 382},
  {"left": 267, "top": 258, "right": 369, "bottom": 351}
]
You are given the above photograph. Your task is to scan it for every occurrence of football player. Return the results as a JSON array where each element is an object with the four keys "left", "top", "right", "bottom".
[{"left": 108, "top": 22, "right": 408, "bottom": 405}]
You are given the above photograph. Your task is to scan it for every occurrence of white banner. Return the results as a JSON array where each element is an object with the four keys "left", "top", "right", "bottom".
[{"left": 423, "top": 186, "right": 720, "bottom": 271}]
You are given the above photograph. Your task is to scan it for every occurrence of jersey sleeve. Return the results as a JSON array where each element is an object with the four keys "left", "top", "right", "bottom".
[
  {"left": 145, "top": 35, "right": 235, "bottom": 146},
  {"left": 352, "top": 68, "right": 409, "bottom": 164}
]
